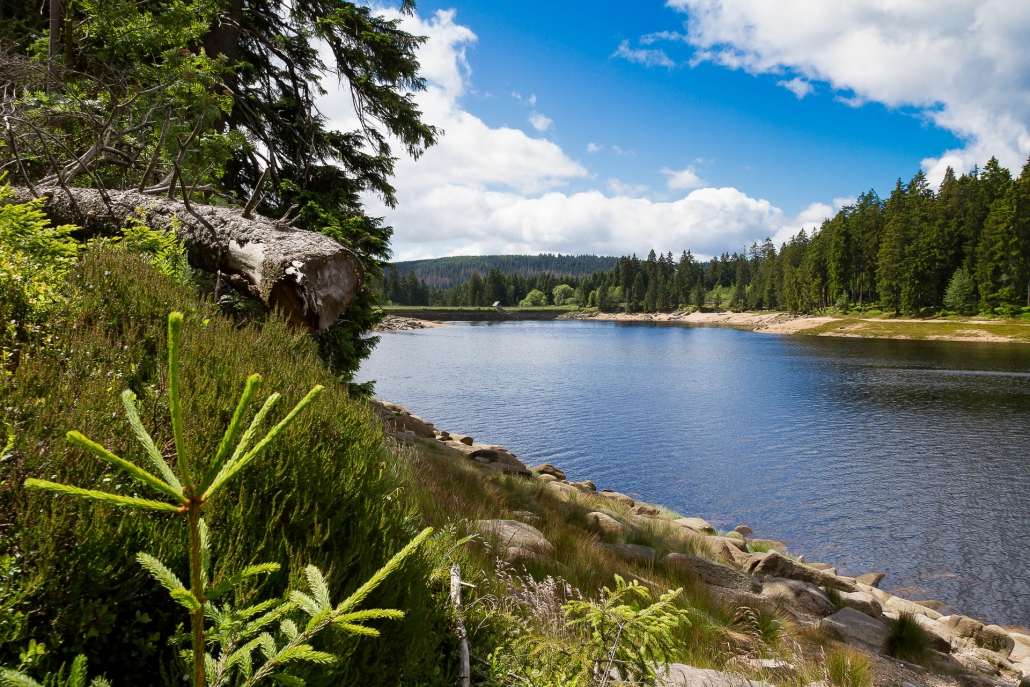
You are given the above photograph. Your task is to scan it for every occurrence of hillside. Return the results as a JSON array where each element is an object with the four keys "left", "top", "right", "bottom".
[{"left": 391, "top": 254, "right": 618, "bottom": 287}]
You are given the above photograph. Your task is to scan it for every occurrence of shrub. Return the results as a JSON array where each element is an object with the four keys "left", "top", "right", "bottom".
[
  {"left": 0, "top": 249, "right": 450, "bottom": 685},
  {"left": 943, "top": 268, "right": 976, "bottom": 314},
  {"left": 825, "top": 647, "right": 871, "bottom": 687},
  {"left": 552, "top": 284, "right": 575, "bottom": 306},
  {"left": 886, "top": 612, "right": 932, "bottom": 663},
  {"left": 519, "top": 289, "right": 548, "bottom": 307}
]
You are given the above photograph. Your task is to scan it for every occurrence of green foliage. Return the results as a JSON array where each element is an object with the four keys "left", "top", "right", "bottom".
[
  {"left": 552, "top": 284, "right": 576, "bottom": 306},
  {"left": 488, "top": 575, "right": 688, "bottom": 687},
  {"left": 823, "top": 587, "right": 846, "bottom": 612},
  {"left": 0, "top": 183, "right": 78, "bottom": 365},
  {"left": 0, "top": 249, "right": 449, "bottom": 684},
  {"left": 824, "top": 647, "right": 871, "bottom": 687},
  {"left": 885, "top": 612, "right": 932, "bottom": 664},
  {"left": 519, "top": 289, "right": 549, "bottom": 308},
  {"left": 109, "top": 212, "right": 192, "bottom": 285},
  {"left": 943, "top": 268, "right": 976, "bottom": 313}
]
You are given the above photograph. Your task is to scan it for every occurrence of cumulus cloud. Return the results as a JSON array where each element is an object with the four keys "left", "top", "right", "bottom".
[
  {"left": 586, "top": 142, "right": 603, "bottom": 153},
  {"left": 320, "top": 8, "right": 836, "bottom": 260},
  {"left": 662, "top": 166, "right": 706, "bottom": 190},
  {"left": 664, "top": 0, "right": 1030, "bottom": 183},
  {"left": 528, "top": 112, "right": 553, "bottom": 131},
  {"left": 612, "top": 39, "right": 677, "bottom": 69},
  {"left": 777, "top": 77, "right": 813, "bottom": 99}
]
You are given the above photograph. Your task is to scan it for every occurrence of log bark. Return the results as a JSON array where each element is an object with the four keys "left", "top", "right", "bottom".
[
  {"left": 449, "top": 563, "right": 471, "bottom": 687},
  {"left": 10, "top": 186, "right": 363, "bottom": 331}
]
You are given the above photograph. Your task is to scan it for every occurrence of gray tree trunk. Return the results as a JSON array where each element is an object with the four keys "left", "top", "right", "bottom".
[{"left": 10, "top": 186, "right": 363, "bottom": 331}]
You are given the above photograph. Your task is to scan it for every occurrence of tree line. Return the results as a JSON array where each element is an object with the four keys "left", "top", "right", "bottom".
[
  {"left": 383, "top": 156, "right": 1030, "bottom": 316},
  {"left": 392, "top": 254, "right": 618, "bottom": 287}
]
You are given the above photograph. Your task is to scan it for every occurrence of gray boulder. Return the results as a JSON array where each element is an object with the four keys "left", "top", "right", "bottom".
[
  {"left": 370, "top": 400, "right": 437, "bottom": 438},
  {"left": 943, "top": 615, "right": 986, "bottom": 639},
  {"left": 663, "top": 553, "right": 761, "bottom": 593},
  {"left": 476, "top": 520, "right": 553, "bottom": 561},
  {"left": 912, "top": 615, "right": 955, "bottom": 653},
  {"left": 856, "top": 572, "right": 886, "bottom": 588},
  {"left": 840, "top": 591, "right": 883, "bottom": 619},
  {"left": 661, "top": 664, "right": 768, "bottom": 687},
  {"left": 585, "top": 511, "right": 634, "bottom": 537},
  {"left": 820, "top": 607, "right": 890, "bottom": 654},
  {"left": 597, "top": 490, "right": 635, "bottom": 508},
  {"left": 674, "top": 517, "right": 717, "bottom": 534},
  {"left": 747, "top": 551, "right": 858, "bottom": 592},
  {"left": 631, "top": 503, "right": 660, "bottom": 516},
  {"left": 529, "top": 463, "right": 566, "bottom": 480},
  {"left": 733, "top": 525, "right": 754, "bottom": 537},
  {"left": 885, "top": 595, "right": 942, "bottom": 620},
  {"left": 761, "top": 577, "right": 835, "bottom": 616},
  {"left": 980, "top": 625, "right": 1016, "bottom": 657},
  {"left": 603, "top": 543, "right": 657, "bottom": 563},
  {"left": 568, "top": 480, "right": 596, "bottom": 492}
]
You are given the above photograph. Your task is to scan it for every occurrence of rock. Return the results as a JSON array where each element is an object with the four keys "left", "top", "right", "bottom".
[
  {"left": 1011, "top": 635, "right": 1030, "bottom": 662},
  {"left": 980, "top": 625, "right": 1015, "bottom": 657},
  {"left": 545, "top": 481, "right": 580, "bottom": 499},
  {"left": 568, "top": 480, "right": 596, "bottom": 492},
  {"left": 479, "top": 462, "right": 533, "bottom": 478},
  {"left": 857, "top": 582, "right": 892, "bottom": 604},
  {"left": 537, "top": 473, "right": 557, "bottom": 482},
  {"left": 856, "top": 572, "right": 886, "bottom": 588},
  {"left": 1020, "top": 675, "right": 1030, "bottom": 687},
  {"left": 723, "top": 531, "right": 744, "bottom": 541},
  {"left": 885, "top": 595, "right": 943, "bottom": 620},
  {"left": 912, "top": 615, "right": 956, "bottom": 653},
  {"left": 840, "top": 591, "right": 883, "bottom": 619},
  {"left": 809, "top": 562, "right": 835, "bottom": 571},
  {"left": 733, "top": 525, "right": 753, "bottom": 537},
  {"left": 956, "top": 675, "right": 998, "bottom": 687},
  {"left": 603, "top": 543, "right": 657, "bottom": 563},
  {"left": 529, "top": 463, "right": 566, "bottom": 480},
  {"left": 673, "top": 517, "right": 717, "bottom": 535},
  {"left": 661, "top": 664, "right": 769, "bottom": 687},
  {"left": 943, "top": 615, "right": 986, "bottom": 639},
  {"left": 471, "top": 448, "right": 526, "bottom": 469},
  {"left": 369, "top": 400, "right": 437, "bottom": 438},
  {"left": 761, "top": 577, "right": 836, "bottom": 616},
  {"left": 711, "top": 535, "right": 748, "bottom": 552},
  {"left": 448, "top": 433, "right": 475, "bottom": 446},
  {"left": 476, "top": 520, "right": 553, "bottom": 561},
  {"left": 585, "top": 511, "right": 634, "bottom": 537},
  {"left": 820, "top": 607, "right": 890, "bottom": 654},
  {"left": 596, "top": 490, "right": 635, "bottom": 508},
  {"left": 954, "top": 650, "right": 1001, "bottom": 676},
  {"left": 914, "top": 599, "right": 948, "bottom": 612},
  {"left": 748, "top": 538, "right": 788, "bottom": 552},
  {"left": 747, "top": 551, "right": 858, "bottom": 592},
  {"left": 630, "top": 503, "right": 660, "bottom": 516},
  {"left": 663, "top": 553, "right": 761, "bottom": 594},
  {"left": 705, "top": 538, "right": 754, "bottom": 567},
  {"left": 726, "top": 657, "right": 796, "bottom": 679}
]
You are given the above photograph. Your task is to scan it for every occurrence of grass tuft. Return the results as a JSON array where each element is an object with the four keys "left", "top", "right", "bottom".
[
  {"left": 886, "top": 612, "right": 932, "bottom": 664},
  {"left": 825, "top": 647, "right": 872, "bottom": 687}
]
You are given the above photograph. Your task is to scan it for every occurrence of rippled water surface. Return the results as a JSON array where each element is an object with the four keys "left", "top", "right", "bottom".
[{"left": 356, "top": 321, "right": 1030, "bottom": 624}]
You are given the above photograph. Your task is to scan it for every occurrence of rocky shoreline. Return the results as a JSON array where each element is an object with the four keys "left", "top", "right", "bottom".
[{"left": 371, "top": 399, "right": 1030, "bottom": 687}]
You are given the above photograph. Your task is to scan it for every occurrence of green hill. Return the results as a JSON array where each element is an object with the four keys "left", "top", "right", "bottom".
[{"left": 391, "top": 254, "right": 618, "bottom": 287}]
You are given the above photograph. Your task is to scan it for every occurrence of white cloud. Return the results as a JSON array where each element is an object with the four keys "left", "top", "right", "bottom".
[
  {"left": 662, "top": 165, "right": 706, "bottom": 190},
  {"left": 319, "top": 8, "right": 835, "bottom": 261},
  {"left": 586, "top": 142, "right": 603, "bottom": 153},
  {"left": 612, "top": 40, "right": 677, "bottom": 69},
  {"left": 665, "top": 0, "right": 1030, "bottom": 183},
  {"left": 777, "top": 77, "right": 813, "bottom": 99},
  {"left": 528, "top": 112, "right": 553, "bottom": 131}
]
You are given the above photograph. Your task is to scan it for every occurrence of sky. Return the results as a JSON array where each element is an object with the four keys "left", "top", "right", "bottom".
[{"left": 320, "top": 1, "right": 1030, "bottom": 261}]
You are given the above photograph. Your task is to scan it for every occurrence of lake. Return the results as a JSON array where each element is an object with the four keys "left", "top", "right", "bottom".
[{"left": 356, "top": 321, "right": 1030, "bottom": 625}]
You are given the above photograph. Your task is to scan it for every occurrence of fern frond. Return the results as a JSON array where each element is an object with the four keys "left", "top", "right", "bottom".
[
  {"left": 269, "top": 645, "right": 337, "bottom": 665},
  {"left": 258, "top": 633, "right": 277, "bottom": 660},
  {"left": 205, "top": 562, "right": 280, "bottom": 599},
  {"left": 304, "top": 565, "right": 331, "bottom": 611},
  {"left": 334, "top": 527, "right": 432, "bottom": 614},
  {"left": 169, "top": 588, "right": 202, "bottom": 612},
  {"left": 289, "top": 591, "right": 320, "bottom": 618},
  {"left": 24, "top": 479, "right": 182, "bottom": 512},
  {"left": 0, "top": 669, "right": 42, "bottom": 687},
  {"left": 68, "top": 655, "right": 88, "bottom": 687},
  {"left": 167, "top": 312, "right": 188, "bottom": 481},
  {"left": 121, "top": 390, "right": 182, "bottom": 492},
  {"left": 89, "top": 678, "right": 112, "bottom": 687},
  {"left": 137, "top": 552, "right": 186, "bottom": 591},
  {"left": 200, "top": 374, "right": 263, "bottom": 492},
  {"left": 65, "top": 431, "right": 187, "bottom": 504},
  {"left": 334, "top": 623, "right": 380, "bottom": 637},
  {"left": 202, "top": 392, "right": 280, "bottom": 499}
]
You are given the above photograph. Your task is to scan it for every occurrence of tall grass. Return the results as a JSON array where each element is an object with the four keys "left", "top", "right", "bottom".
[
  {"left": 0, "top": 250, "right": 450, "bottom": 685},
  {"left": 825, "top": 647, "right": 872, "bottom": 687},
  {"left": 886, "top": 612, "right": 932, "bottom": 664}
]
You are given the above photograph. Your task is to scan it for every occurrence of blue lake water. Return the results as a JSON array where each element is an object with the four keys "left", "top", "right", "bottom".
[{"left": 356, "top": 321, "right": 1030, "bottom": 625}]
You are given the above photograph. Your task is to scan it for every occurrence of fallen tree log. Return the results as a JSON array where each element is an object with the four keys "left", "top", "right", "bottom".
[{"left": 9, "top": 186, "right": 363, "bottom": 331}]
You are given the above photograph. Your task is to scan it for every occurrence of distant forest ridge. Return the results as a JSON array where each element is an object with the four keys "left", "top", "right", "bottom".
[{"left": 390, "top": 254, "right": 619, "bottom": 287}]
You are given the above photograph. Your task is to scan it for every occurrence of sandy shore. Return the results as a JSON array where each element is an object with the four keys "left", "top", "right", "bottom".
[{"left": 563, "top": 309, "right": 834, "bottom": 332}]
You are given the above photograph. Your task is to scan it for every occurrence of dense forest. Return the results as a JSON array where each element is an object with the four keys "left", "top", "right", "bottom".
[
  {"left": 391, "top": 254, "right": 618, "bottom": 287},
  {"left": 384, "top": 158, "right": 1030, "bottom": 316}
]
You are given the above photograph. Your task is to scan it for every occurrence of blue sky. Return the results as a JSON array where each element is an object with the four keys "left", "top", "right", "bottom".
[
  {"left": 415, "top": 0, "right": 961, "bottom": 216},
  {"left": 323, "top": 1, "right": 1030, "bottom": 260}
]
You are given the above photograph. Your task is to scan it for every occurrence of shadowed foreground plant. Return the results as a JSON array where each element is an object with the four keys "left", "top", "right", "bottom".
[{"left": 23, "top": 312, "right": 431, "bottom": 686}]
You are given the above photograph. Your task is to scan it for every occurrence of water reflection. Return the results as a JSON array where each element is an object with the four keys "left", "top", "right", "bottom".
[{"left": 357, "top": 321, "right": 1030, "bottom": 624}]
